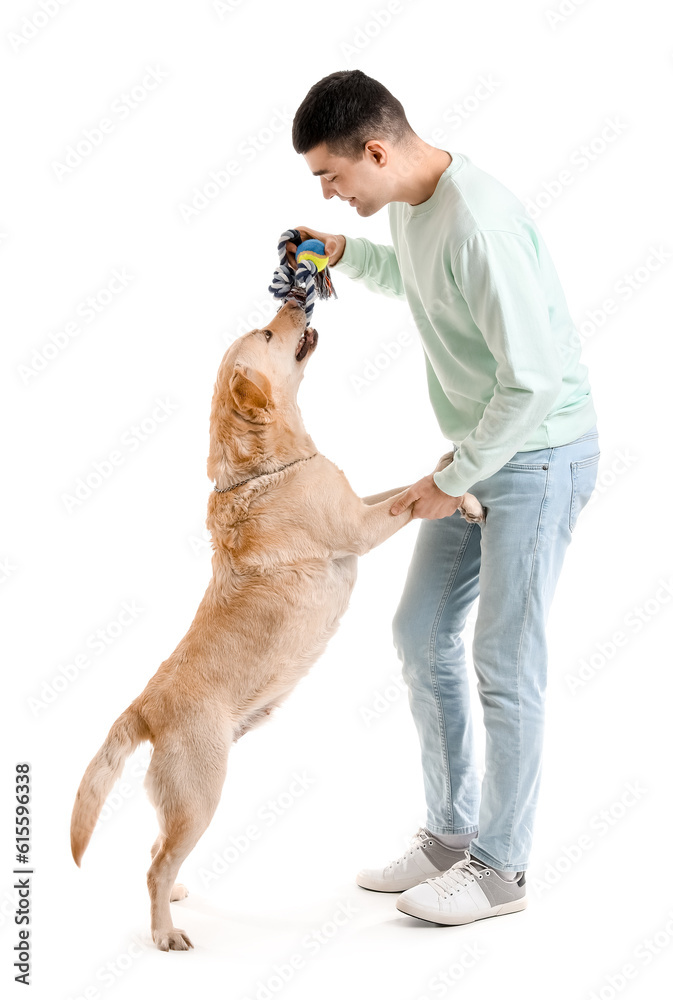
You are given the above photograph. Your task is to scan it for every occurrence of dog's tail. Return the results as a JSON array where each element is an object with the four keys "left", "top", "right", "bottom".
[{"left": 70, "top": 700, "right": 150, "bottom": 867}]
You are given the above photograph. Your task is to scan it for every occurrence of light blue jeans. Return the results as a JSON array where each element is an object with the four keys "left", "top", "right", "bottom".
[{"left": 391, "top": 424, "right": 600, "bottom": 873}]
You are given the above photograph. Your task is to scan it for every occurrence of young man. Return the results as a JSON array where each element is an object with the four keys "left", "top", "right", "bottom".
[{"left": 290, "top": 70, "right": 599, "bottom": 925}]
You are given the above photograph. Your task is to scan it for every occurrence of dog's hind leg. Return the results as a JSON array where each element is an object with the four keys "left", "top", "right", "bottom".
[
  {"left": 149, "top": 834, "right": 189, "bottom": 901},
  {"left": 144, "top": 735, "right": 230, "bottom": 951}
]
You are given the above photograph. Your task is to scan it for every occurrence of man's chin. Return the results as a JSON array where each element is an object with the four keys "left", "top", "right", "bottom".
[{"left": 354, "top": 202, "right": 381, "bottom": 217}]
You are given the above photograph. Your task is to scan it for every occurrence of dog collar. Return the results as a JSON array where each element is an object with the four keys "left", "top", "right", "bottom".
[{"left": 212, "top": 453, "right": 318, "bottom": 494}]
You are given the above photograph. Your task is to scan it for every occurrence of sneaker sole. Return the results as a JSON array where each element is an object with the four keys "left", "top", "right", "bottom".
[
  {"left": 355, "top": 872, "right": 432, "bottom": 892},
  {"left": 395, "top": 895, "right": 527, "bottom": 924}
]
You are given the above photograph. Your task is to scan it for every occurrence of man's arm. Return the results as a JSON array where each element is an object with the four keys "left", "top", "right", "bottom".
[
  {"left": 433, "top": 230, "right": 563, "bottom": 497},
  {"left": 332, "top": 235, "right": 406, "bottom": 300}
]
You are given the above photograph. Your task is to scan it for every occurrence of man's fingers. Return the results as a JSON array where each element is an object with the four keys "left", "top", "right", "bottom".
[
  {"left": 287, "top": 232, "right": 310, "bottom": 269},
  {"left": 288, "top": 229, "right": 339, "bottom": 268},
  {"left": 390, "top": 490, "right": 414, "bottom": 515}
]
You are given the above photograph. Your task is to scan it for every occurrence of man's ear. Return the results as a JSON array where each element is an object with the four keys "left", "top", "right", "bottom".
[{"left": 229, "top": 366, "right": 272, "bottom": 417}]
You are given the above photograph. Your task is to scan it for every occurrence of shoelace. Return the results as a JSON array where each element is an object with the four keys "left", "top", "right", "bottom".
[
  {"left": 384, "top": 827, "right": 433, "bottom": 873},
  {"left": 427, "top": 854, "right": 492, "bottom": 898}
]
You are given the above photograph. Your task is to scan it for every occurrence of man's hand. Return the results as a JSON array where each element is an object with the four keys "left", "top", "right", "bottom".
[
  {"left": 286, "top": 227, "right": 346, "bottom": 270},
  {"left": 390, "top": 474, "right": 465, "bottom": 520}
]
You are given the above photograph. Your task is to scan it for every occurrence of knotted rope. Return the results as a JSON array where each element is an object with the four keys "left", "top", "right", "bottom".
[{"left": 268, "top": 228, "right": 337, "bottom": 326}]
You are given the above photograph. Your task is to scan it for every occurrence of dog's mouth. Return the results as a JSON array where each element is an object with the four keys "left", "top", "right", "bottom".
[{"left": 295, "top": 326, "right": 318, "bottom": 362}]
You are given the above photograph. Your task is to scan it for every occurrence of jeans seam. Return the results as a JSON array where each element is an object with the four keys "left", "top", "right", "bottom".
[
  {"left": 428, "top": 520, "right": 476, "bottom": 833},
  {"left": 504, "top": 455, "right": 551, "bottom": 867},
  {"left": 468, "top": 845, "right": 527, "bottom": 872},
  {"left": 569, "top": 461, "right": 578, "bottom": 533},
  {"left": 427, "top": 826, "right": 479, "bottom": 836}
]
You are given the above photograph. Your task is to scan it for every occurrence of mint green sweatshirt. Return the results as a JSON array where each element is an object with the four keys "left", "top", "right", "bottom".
[{"left": 332, "top": 150, "right": 597, "bottom": 497}]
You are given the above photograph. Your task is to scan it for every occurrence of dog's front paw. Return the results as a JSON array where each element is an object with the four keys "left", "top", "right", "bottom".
[
  {"left": 170, "top": 883, "right": 189, "bottom": 902},
  {"left": 433, "top": 450, "right": 455, "bottom": 474},
  {"left": 458, "top": 493, "right": 486, "bottom": 523},
  {"left": 153, "top": 927, "right": 194, "bottom": 951}
]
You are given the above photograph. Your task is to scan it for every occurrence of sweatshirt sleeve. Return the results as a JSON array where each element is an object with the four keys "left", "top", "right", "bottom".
[
  {"left": 331, "top": 236, "right": 406, "bottom": 300},
  {"left": 433, "top": 230, "right": 563, "bottom": 497}
]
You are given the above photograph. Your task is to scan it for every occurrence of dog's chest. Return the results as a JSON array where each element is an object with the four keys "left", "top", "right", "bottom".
[
  {"left": 278, "top": 553, "right": 359, "bottom": 654},
  {"left": 324, "top": 552, "right": 358, "bottom": 617},
  {"left": 274, "top": 553, "right": 359, "bottom": 679}
]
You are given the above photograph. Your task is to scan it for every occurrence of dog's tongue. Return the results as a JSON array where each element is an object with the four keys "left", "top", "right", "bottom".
[
  {"left": 286, "top": 286, "right": 306, "bottom": 306},
  {"left": 295, "top": 327, "right": 317, "bottom": 361}
]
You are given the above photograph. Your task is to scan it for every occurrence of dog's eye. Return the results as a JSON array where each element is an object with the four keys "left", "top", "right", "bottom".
[{"left": 263, "top": 329, "right": 273, "bottom": 341}]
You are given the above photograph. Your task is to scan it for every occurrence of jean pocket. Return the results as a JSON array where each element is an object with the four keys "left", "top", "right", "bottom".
[
  {"left": 503, "top": 461, "right": 550, "bottom": 470},
  {"left": 569, "top": 453, "right": 600, "bottom": 532},
  {"left": 503, "top": 447, "right": 551, "bottom": 470}
]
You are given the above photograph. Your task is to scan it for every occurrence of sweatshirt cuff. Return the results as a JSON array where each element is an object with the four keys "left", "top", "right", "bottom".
[
  {"left": 433, "top": 465, "right": 473, "bottom": 498},
  {"left": 332, "top": 236, "right": 367, "bottom": 278}
]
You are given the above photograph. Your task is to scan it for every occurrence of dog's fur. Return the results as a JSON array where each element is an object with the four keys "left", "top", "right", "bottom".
[{"left": 70, "top": 299, "right": 484, "bottom": 950}]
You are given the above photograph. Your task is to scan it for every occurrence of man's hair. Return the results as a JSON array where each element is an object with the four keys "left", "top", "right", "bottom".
[{"left": 292, "top": 69, "right": 416, "bottom": 160}]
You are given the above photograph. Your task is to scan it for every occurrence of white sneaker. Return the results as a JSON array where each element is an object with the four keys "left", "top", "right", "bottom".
[
  {"left": 396, "top": 853, "right": 527, "bottom": 924},
  {"left": 356, "top": 828, "right": 473, "bottom": 893}
]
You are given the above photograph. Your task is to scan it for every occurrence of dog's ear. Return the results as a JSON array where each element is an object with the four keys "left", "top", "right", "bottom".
[{"left": 229, "top": 366, "right": 271, "bottom": 418}]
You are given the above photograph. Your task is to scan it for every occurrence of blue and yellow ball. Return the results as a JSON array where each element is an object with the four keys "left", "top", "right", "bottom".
[{"left": 295, "top": 239, "right": 329, "bottom": 272}]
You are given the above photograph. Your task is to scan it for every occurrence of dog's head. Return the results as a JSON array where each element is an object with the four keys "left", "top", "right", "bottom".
[{"left": 207, "top": 299, "right": 319, "bottom": 484}]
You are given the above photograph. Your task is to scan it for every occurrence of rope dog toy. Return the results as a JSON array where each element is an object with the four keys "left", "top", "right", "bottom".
[{"left": 268, "top": 228, "right": 337, "bottom": 326}]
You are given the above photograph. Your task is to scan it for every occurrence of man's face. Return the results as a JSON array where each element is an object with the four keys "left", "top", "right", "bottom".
[{"left": 302, "top": 142, "right": 392, "bottom": 217}]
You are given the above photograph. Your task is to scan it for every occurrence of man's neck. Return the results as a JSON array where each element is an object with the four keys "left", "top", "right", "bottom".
[{"left": 394, "top": 146, "right": 452, "bottom": 207}]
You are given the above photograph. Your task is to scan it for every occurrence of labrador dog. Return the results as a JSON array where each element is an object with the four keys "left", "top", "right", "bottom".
[{"left": 70, "top": 297, "right": 485, "bottom": 950}]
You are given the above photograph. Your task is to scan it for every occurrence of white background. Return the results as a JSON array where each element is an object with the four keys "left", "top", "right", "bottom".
[{"left": 2, "top": 0, "right": 672, "bottom": 997}]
